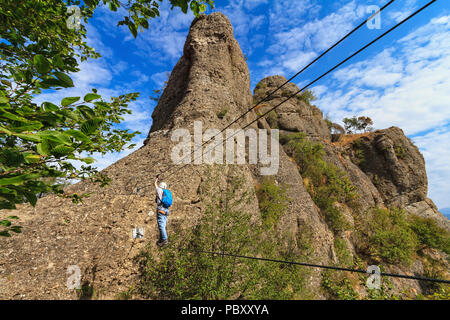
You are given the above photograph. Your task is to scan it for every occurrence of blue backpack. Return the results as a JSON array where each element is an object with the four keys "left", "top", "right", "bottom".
[{"left": 160, "top": 189, "right": 173, "bottom": 208}]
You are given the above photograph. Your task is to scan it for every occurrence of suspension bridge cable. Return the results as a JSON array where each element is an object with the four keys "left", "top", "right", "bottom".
[
  {"left": 180, "top": 248, "right": 450, "bottom": 284},
  {"left": 164, "top": 0, "right": 437, "bottom": 180},
  {"left": 160, "top": 0, "right": 397, "bottom": 176}
]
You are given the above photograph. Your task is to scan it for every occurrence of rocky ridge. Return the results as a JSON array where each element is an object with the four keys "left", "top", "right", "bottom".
[{"left": 0, "top": 12, "right": 448, "bottom": 299}]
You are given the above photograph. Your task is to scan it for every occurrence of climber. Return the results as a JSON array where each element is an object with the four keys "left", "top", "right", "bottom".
[{"left": 155, "top": 174, "right": 173, "bottom": 247}]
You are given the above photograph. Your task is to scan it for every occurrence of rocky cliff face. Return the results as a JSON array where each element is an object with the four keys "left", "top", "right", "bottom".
[
  {"left": 253, "top": 75, "right": 449, "bottom": 295},
  {"left": 0, "top": 13, "right": 448, "bottom": 300}
]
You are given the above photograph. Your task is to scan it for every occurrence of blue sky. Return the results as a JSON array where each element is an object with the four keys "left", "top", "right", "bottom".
[{"left": 39, "top": 0, "right": 450, "bottom": 211}]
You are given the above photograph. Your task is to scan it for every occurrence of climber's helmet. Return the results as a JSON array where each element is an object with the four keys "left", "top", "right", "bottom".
[{"left": 159, "top": 182, "right": 167, "bottom": 189}]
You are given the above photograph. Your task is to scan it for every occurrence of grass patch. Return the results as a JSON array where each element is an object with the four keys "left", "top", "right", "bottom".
[
  {"left": 321, "top": 271, "right": 359, "bottom": 300},
  {"left": 351, "top": 138, "right": 366, "bottom": 166},
  {"left": 216, "top": 108, "right": 229, "bottom": 119},
  {"left": 265, "top": 110, "right": 278, "bottom": 129},
  {"left": 282, "top": 132, "right": 358, "bottom": 234},
  {"left": 409, "top": 216, "right": 450, "bottom": 254},
  {"left": 357, "top": 207, "right": 450, "bottom": 266},
  {"left": 296, "top": 89, "right": 317, "bottom": 104},
  {"left": 255, "top": 177, "right": 289, "bottom": 230},
  {"left": 334, "top": 237, "right": 353, "bottom": 267},
  {"left": 394, "top": 145, "right": 407, "bottom": 159},
  {"left": 136, "top": 168, "right": 312, "bottom": 300},
  {"left": 357, "top": 208, "right": 418, "bottom": 265}
]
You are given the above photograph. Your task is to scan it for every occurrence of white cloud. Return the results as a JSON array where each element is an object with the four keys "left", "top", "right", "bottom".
[
  {"left": 244, "top": 0, "right": 269, "bottom": 10},
  {"left": 220, "top": 0, "right": 267, "bottom": 56},
  {"left": 280, "top": 50, "right": 317, "bottom": 72},
  {"left": 333, "top": 49, "right": 404, "bottom": 88},
  {"left": 266, "top": 0, "right": 369, "bottom": 75},
  {"left": 269, "top": 0, "right": 320, "bottom": 32},
  {"left": 413, "top": 128, "right": 450, "bottom": 210},
  {"left": 151, "top": 71, "right": 171, "bottom": 87},
  {"left": 112, "top": 61, "right": 129, "bottom": 75},
  {"left": 387, "top": 0, "right": 419, "bottom": 23}
]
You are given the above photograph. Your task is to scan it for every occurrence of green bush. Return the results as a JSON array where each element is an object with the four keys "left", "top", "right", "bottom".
[
  {"left": 360, "top": 208, "right": 418, "bottom": 265},
  {"left": 265, "top": 111, "right": 279, "bottom": 129},
  {"left": 216, "top": 108, "right": 229, "bottom": 119},
  {"left": 409, "top": 216, "right": 450, "bottom": 254},
  {"left": 296, "top": 89, "right": 317, "bottom": 104},
  {"left": 394, "top": 145, "right": 407, "bottom": 159},
  {"left": 321, "top": 271, "right": 359, "bottom": 300},
  {"left": 282, "top": 132, "right": 358, "bottom": 234},
  {"left": 137, "top": 169, "right": 311, "bottom": 300},
  {"left": 256, "top": 177, "right": 289, "bottom": 229},
  {"left": 334, "top": 237, "right": 353, "bottom": 267}
]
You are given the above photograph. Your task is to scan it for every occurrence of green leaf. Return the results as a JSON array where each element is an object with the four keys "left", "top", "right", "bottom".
[
  {"left": 83, "top": 93, "right": 101, "bottom": 102},
  {"left": 36, "top": 140, "right": 51, "bottom": 156},
  {"left": 60, "top": 109, "right": 79, "bottom": 121},
  {"left": 54, "top": 72, "right": 74, "bottom": 87},
  {"left": 65, "top": 129, "right": 91, "bottom": 143},
  {"left": 14, "top": 133, "right": 42, "bottom": 142},
  {"left": 0, "top": 219, "right": 12, "bottom": 227},
  {"left": 81, "top": 118, "right": 102, "bottom": 135},
  {"left": 24, "top": 154, "right": 41, "bottom": 164},
  {"left": 12, "top": 121, "right": 44, "bottom": 133},
  {"left": 0, "top": 231, "right": 11, "bottom": 237},
  {"left": 61, "top": 96, "right": 80, "bottom": 106},
  {"left": 128, "top": 23, "right": 138, "bottom": 38},
  {"left": 36, "top": 131, "right": 68, "bottom": 144},
  {"left": 0, "top": 111, "right": 28, "bottom": 122},
  {"left": 80, "top": 157, "right": 95, "bottom": 164},
  {"left": 7, "top": 216, "right": 19, "bottom": 219},
  {"left": 52, "top": 145, "right": 75, "bottom": 156},
  {"left": 33, "top": 54, "right": 51, "bottom": 74},
  {"left": 43, "top": 102, "right": 60, "bottom": 112},
  {"left": 0, "top": 173, "right": 40, "bottom": 186},
  {"left": 52, "top": 55, "right": 64, "bottom": 69},
  {"left": 9, "top": 226, "right": 22, "bottom": 233},
  {"left": 77, "top": 105, "right": 96, "bottom": 119},
  {"left": 24, "top": 190, "right": 37, "bottom": 206},
  {"left": 0, "top": 126, "right": 12, "bottom": 135},
  {"left": 0, "top": 96, "right": 9, "bottom": 104},
  {"left": 54, "top": 132, "right": 72, "bottom": 145}
]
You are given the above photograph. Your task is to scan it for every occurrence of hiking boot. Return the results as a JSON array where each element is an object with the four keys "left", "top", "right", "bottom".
[{"left": 157, "top": 239, "right": 169, "bottom": 247}]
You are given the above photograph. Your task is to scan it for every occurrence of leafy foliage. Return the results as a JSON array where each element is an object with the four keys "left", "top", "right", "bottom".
[
  {"left": 321, "top": 271, "right": 359, "bottom": 300},
  {"left": 357, "top": 207, "right": 450, "bottom": 267},
  {"left": 82, "top": 1, "right": 214, "bottom": 38},
  {"left": 409, "top": 216, "right": 450, "bottom": 254},
  {"left": 216, "top": 107, "right": 229, "bottom": 120},
  {"left": 0, "top": 215, "right": 21, "bottom": 237},
  {"left": 255, "top": 177, "right": 289, "bottom": 230},
  {"left": 394, "top": 145, "right": 407, "bottom": 160},
  {"left": 0, "top": 0, "right": 214, "bottom": 236},
  {"left": 343, "top": 116, "right": 374, "bottom": 134},
  {"left": 357, "top": 208, "right": 418, "bottom": 265},
  {"left": 296, "top": 89, "right": 317, "bottom": 104},
  {"left": 282, "top": 132, "right": 358, "bottom": 234},
  {"left": 137, "top": 168, "right": 312, "bottom": 299}
]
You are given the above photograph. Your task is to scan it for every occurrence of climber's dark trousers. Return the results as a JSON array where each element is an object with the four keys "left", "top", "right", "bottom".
[{"left": 157, "top": 206, "right": 169, "bottom": 242}]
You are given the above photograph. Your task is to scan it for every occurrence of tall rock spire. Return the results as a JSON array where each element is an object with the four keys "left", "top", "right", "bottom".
[{"left": 149, "top": 12, "right": 252, "bottom": 135}]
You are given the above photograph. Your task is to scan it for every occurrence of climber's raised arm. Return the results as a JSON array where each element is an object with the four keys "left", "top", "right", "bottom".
[{"left": 155, "top": 174, "right": 161, "bottom": 189}]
